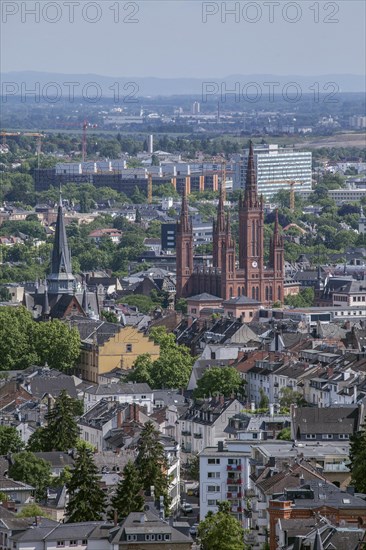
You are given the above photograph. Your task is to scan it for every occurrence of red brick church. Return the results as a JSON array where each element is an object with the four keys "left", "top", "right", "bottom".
[{"left": 176, "top": 142, "right": 284, "bottom": 304}]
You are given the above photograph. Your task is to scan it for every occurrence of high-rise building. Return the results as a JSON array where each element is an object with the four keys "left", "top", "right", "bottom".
[
  {"left": 148, "top": 134, "right": 154, "bottom": 154},
  {"left": 176, "top": 142, "right": 284, "bottom": 304},
  {"left": 192, "top": 101, "right": 200, "bottom": 115},
  {"left": 233, "top": 144, "right": 312, "bottom": 199}
]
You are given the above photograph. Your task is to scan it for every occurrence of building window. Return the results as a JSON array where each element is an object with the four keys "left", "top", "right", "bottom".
[
  {"left": 208, "top": 472, "right": 220, "bottom": 478},
  {"left": 207, "top": 485, "right": 220, "bottom": 492},
  {"left": 56, "top": 543, "right": 65, "bottom": 548},
  {"left": 208, "top": 499, "right": 219, "bottom": 506},
  {"left": 208, "top": 458, "right": 220, "bottom": 464},
  {"left": 126, "top": 344, "right": 132, "bottom": 352},
  {"left": 305, "top": 434, "right": 316, "bottom": 439},
  {"left": 127, "top": 535, "right": 137, "bottom": 541},
  {"left": 70, "top": 542, "right": 77, "bottom": 547},
  {"left": 322, "top": 434, "right": 333, "bottom": 439},
  {"left": 82, "top": 540, "right": 88, "bottom": 545},
  {"left": 339, "top": 434, "right": 349, "bottom": 440},
  {"left": 164, "top": 534, "right": 171, "bottom": 541},
  {"left": 192, "top": 308, "right": 197, "bottom": 314}
]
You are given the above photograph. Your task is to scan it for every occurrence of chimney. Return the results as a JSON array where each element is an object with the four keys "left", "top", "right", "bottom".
[
  {"left": 128, "top": 403, "right": 134, "bottom": 421},
  {"left": 117, "top": 409, "right": 123, "bottom": 428},
  {"left": 327, "top": 367, "right": 334, "bottom": 378},
  {"left": 134, "top": 403, "right": 139, "bottom": 423}
]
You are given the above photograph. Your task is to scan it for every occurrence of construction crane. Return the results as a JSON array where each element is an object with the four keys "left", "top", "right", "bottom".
[
  {"left": 1, "top": 131, "right": 20, "bottom": 146},
  {"left": 81, "top": 121, "right": 97, "bottom": 162},
  {"left": 147, "top": 172, "right": 153, "bottom": 204},
  {"left": 273, "top": 180, "right": 303, "bottom": 211},
  {"left": 221, "top": 160, "right": 227, "bottom": 202}
]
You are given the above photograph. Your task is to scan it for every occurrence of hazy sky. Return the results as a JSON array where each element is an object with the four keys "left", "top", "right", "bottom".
[{"left": 1, "top": 0, "right": 365, "bottom": 77}]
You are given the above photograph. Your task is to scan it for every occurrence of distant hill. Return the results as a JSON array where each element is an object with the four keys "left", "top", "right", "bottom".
[{"left": 1, "top": 71, "right": 365, "bottom": 97}]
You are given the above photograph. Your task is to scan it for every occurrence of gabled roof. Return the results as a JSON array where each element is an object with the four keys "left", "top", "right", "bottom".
[{"left": 292, "top": 405, "right": 361, "bottom": 436}]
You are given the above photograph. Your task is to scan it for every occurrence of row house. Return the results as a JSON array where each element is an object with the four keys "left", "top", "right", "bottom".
[
  {"left": 83, "top": 382, "right": 154, "bottom": 413},
  {"left": 179, "top": 397, "right": 243, "bottom": 454},
  {"left": 199, "top": 441, "right": 252, "bottom": 535}
]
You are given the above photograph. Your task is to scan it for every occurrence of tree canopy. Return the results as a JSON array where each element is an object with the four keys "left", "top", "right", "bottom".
[
  {"left": 0, "top": 425, "right": 24, "bottom": 455},
  {"left": 128, "top": 327, "right": 194, "bottom": 389},
  {"left": 0, "top": 307, "right": 80, "bottom": 372},
  {"left": 66, "top": 443, "right": 106, "bottom": 522},
  {"left": 194, "top": 366, "right": 245, "bottom": 399},
  {"left": 135, "top": 421, "right": 171, "bottom": 514},
  {"left": 9, "top": 451, "right": 52, "bottom": 501},
  {"left": 27, "top": 390, "right": 81, "bottom": 452},
  {"left": 349, "top": 424, "right": 366, "bottom": 493},
  {"left": 198, "top": 501, "right": 246, "bottom": 550},
  {"left": 109, "top": 461, "right": 144, "bottom": 521}
]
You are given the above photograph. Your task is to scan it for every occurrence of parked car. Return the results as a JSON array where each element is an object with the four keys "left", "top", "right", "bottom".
[
  {"left": 189, "top": 523, "right": 199, "bottom": 537},
  {"left": 181, "top": 502, "right": 193, "bottom": 513}
]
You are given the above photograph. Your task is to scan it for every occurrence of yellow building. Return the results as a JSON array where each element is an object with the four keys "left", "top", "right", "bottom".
[{"left": 71, "top": 318, "right": 160, "bottom": 383}]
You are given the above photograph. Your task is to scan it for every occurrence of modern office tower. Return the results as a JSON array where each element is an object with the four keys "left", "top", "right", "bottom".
[{"left": 233, "top": 144, "right": 312, "bottom": 199}]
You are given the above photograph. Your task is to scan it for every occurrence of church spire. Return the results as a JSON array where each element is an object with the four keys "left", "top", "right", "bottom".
[
  {"left": 47, "top": 187, "right": 75, "bottom": 293},
  {"left": 178, "top": 187, "right": 191, "bottom": 233},
  {"left": 244, "top": 141, "right": 258, "bottom": 207},
  {"left": 217, "top": 182, "right": 226, "bottom": 232}
]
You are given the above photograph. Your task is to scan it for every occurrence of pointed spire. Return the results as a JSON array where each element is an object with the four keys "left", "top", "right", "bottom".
[
  {"left": 82, "top": 284, "right": 88, "bottom": 313},
  {"left": 47, "top": 186, "right": 75, "bottom": 294},
  {"left": 43, "top": 284, "right": 50, "bottom": 317},
  {"left": 225, "top": 211, "right": 234, "bottom": 248},
  {"left": 216, "top": 182, "right": 226, "bottom": 232},
  {"left": 179, "top": 187, "right": 191, "bottom": 233},
  {"left": 51, "top": 197, "right": 72, "bottom": 275},
  {"left": 244, "top": 141, "right": 258, "bottom": 207}
]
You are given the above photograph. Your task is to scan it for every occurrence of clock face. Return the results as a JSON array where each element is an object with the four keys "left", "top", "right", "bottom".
[{"left": 252, "top": 261, "right": 258, "bottom": 268}]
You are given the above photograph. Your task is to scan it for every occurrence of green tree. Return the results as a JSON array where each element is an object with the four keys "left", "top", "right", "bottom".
[
  {"left": 188, "top": 455, "right": 199, "bottom": 482},
  {"left": 32, "top": 320, "right": 80, "bottom": 372},
  {"left": 44, "top": 390, "right": 81, "bottom": 451},
  {"left": 284, "top": 288, "right": 315, "bottom": 308},
  {"left": 9, "top": 451, "right": 51, "bottom": 500},
  {"left": 66, "top": 443, "right": 106, "bottom": 522},
  {"left": 101, "top": 310, "right": 119, "bottom": 323},
  {"left": 198, "top": 501, "right": 245, "bottom": 550},
  {"left": 0, "top": 306, "right": 37, "bottom": 371},
  {"left": 349, "top": 423, "right": 366, "bottom": 492},
  {"left": 175, "top": 298, "right": 187, "bottom": 314},
  {"left": 279, "top": 387, "right": 305, "bottom": 408},
  {"left": 120, "top": 294, "right": 154, "bottom": 314},
  {"left": 135, "top": 421, "right": 171, "bottom": 514},
  {"left": 128, "top": 328, "right": 193, "bottom": 389},
  {"left": 0, "top": 425, "right": 24, "bottom": 454},
  {"left": 194, "top": 367, "right": 245, "bottom": 399},
  {"left": 277, "top": 427, "right": 292, "bottom": 441},
  {"left": 17, "top": 503, "right": 48, "bottom": 518},
  {"left": 109, "top": 461, "right": 144, "bottom": 521},
  {"left": 129, "top": 354, "right": 154, "bottom": 386},
  {"left": 259, "top": 388, "right": 269, "bottom": 409}
]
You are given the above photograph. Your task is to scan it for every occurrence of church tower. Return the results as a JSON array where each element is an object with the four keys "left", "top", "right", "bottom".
[
  {"left": 270, "top": 209, "right": 285, "bottom": 302},
  {"left": 212, "top": 183, "right": 226, "bottom": 269},
  {"left": 221, "top": 212, "right": 236, "bottom": 300},
  {"left": 239, "top": 141, "right": 265, "bottom": 301},
  {"left": 176, "top": 189, "right": 193, "bottom": 299},
  {"left": 47, "top": 193, "right": 75, "bottom": 294}
]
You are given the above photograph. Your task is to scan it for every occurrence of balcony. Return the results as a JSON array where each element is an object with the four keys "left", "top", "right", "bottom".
[
  {"left": 181, "top": 430, "right": 191, "bottom": 436},
  {"left": 227, "top": 492, "right": 242, "bottom": 499},
  {"left": 227, "top": 478, "right": 242, "bottom": 485},
  {"left": 227, "top": 464, "right": 242, "bottom": 471},
  {"left": 245, "top": 488, "right": 256, "bottom": 498},
  {"left": 323, "top": 462, "right": 350, "bottom": 473}
]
